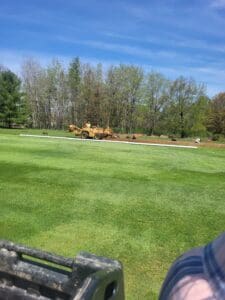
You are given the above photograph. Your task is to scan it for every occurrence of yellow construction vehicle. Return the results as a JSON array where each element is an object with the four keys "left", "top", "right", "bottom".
[{"left": 69, "top": 123, "right": 113, "bottom": 139}]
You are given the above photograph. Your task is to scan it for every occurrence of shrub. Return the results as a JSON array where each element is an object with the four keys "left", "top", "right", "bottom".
[{"left": 212, "top": 134, "right": 221, "bottom": 141}]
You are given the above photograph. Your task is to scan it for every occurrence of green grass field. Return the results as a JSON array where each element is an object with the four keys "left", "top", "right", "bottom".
[{"left": 1, "top": 129, "right": 225, "bottom": 299}]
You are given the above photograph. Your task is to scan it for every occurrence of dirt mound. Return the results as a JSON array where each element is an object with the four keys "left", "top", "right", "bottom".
[{"left": 109, "top": 136, "right": 225, "bottom": 149}]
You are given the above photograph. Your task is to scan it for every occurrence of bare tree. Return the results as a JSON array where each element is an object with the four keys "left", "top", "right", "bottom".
[
  {"left": 169, "top": 77, "right": 204, "bottom": 138},
  {"left": 143, "top": 71, "right": 170, "bottom": 135},
  {"left": 105, "top": 65, "right": 143, "bottom": 132},
  {"left": 46, "top": 60, "right": 69, "bottom": 129},
  {"left": 68, "top": 57, "right": 81, "bottom": 125},
  {"left": 22, "top": 58, "right": 45, "bottom": 128}
]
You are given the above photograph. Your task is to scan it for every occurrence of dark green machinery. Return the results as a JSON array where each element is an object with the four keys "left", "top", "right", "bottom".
[{"left": 0, "top": 240, "right": 124, "bottom": 300}]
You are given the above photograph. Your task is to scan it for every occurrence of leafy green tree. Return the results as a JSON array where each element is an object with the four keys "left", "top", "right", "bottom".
[
  {"left": 19, "top": 56, "right": 219, "bottom": 137},
  {"left": 0, "top": 69, "right": 26, "bottom": 128},
  {"left": 80, "top": 63, "right": 104, "bottom": 126},
  {"left": 207, "top": 93, "right": 225, "bottom": 136},
  {"left": 190, "top": 95, "right": 210, "bottom": 137}
]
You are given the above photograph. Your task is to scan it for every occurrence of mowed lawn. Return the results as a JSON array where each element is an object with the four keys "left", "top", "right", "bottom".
[{"left": 1, "top": 130, "right": 225, "bottom": 299}]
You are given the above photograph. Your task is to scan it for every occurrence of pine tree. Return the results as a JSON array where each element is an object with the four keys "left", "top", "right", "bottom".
[{"left": 0, "top": 69, "right": 26, "bottom": 128}]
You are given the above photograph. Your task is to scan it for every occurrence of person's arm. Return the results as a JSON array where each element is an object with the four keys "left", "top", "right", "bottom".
[{"left": 159, "top": 247, "right": 214, "bottom": 300}]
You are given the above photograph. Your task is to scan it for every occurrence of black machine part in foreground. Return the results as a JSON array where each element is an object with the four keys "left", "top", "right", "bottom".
[{"left": 0, "top": 240, "right": 125, "bottom": 300}]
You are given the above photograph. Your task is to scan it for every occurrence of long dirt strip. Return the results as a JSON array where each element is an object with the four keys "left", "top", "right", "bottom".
[{"left": 20, "top": 134, "right": 198, "bottom": 149}]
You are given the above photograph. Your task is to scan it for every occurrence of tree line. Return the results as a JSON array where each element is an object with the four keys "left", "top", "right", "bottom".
[{"left": 0, "top": 57, "right": 225, "bottom": 138}]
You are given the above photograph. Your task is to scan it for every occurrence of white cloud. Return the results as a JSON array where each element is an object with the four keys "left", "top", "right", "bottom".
[
  {"left": 103, "top": 30, "right": 225, "bottom": 54},
  {"left": 0, "top": 50, "right": 72, "bottom": 75},
  {"left": 56, "top": 36, "right": 180, "bottom": 61}
]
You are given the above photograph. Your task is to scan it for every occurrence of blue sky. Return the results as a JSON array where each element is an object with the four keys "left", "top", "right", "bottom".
[{"left": 1, "top": 0, "right": 225, "bottom": 96}]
